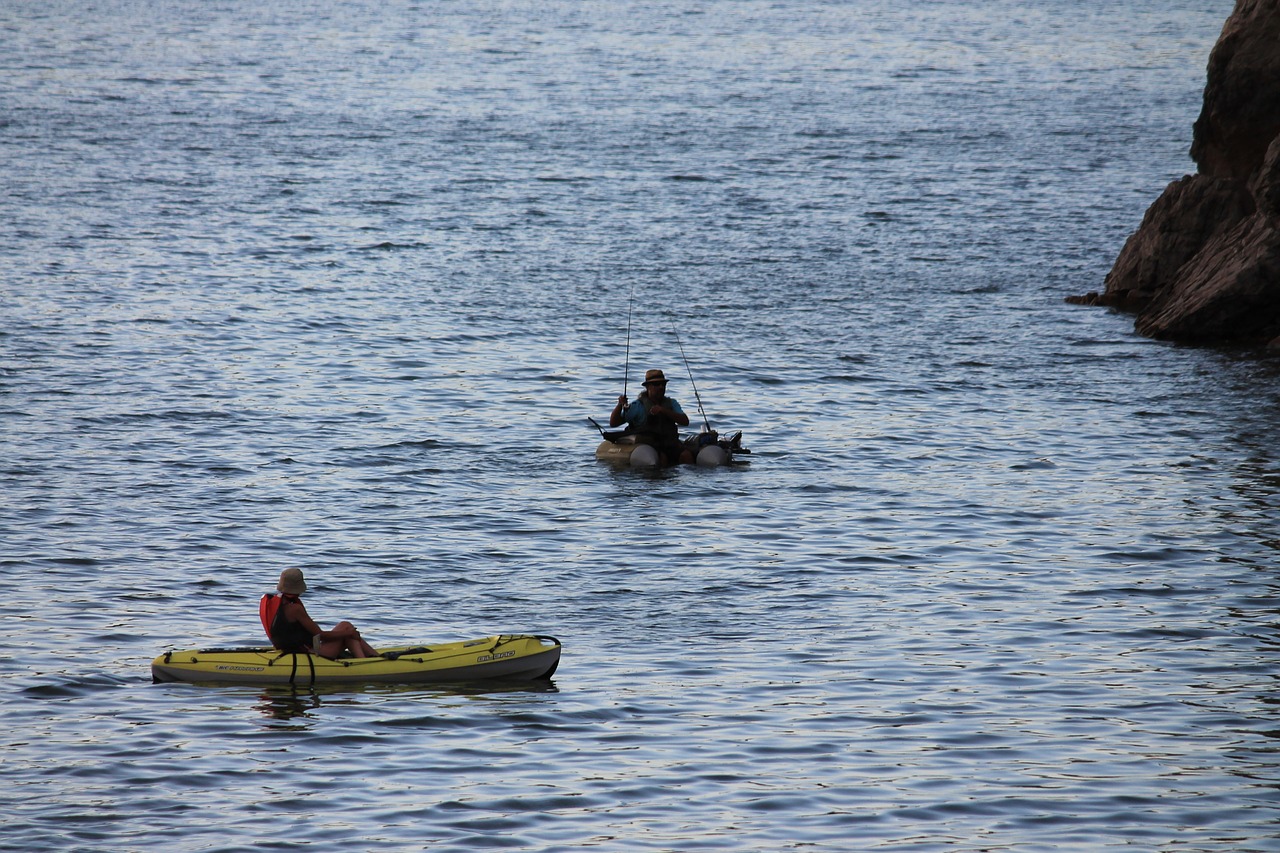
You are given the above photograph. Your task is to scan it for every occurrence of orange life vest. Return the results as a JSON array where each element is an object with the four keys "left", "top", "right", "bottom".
[
  {"left": 259, "top": 592, "right": 312, "bottom": 651},
  {"left": 259, "top": 593, "right": 280, "bottom": 641}
]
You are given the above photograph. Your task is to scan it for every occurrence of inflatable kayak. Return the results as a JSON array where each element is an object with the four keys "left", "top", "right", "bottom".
[{"left": 151, "top": 634, "right": 561, "bottom": 686}]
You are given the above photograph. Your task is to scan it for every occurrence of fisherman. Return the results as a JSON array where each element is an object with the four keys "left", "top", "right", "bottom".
[
  {"left": 609, "top": 368, "right": 694, "bottom": 465},
  {"left": 263, "top": 568, "right": 379, "bottom": 659}
]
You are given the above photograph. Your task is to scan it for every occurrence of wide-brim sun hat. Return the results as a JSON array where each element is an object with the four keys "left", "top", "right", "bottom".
[
  {"left": 643, "top": 369, "right": 667, "bottom": 386},
  {"left": 277, "top": 568, "right": 307, "bottom": 595}
]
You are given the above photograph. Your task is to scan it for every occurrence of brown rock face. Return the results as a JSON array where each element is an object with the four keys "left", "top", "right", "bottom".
[
  {"left": 1190, "top": 0, "right": 1280, "bottom": 182},
  {"left": 1077, "top": 0, "right": 1280, "bottom": 346}
]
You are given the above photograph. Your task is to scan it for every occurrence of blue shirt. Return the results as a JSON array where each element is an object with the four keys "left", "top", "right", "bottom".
[{"left": 621, "top": 394, "right": 684, "bottom": 431}]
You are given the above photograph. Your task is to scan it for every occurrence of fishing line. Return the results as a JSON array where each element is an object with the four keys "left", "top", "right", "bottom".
[{"left": 669, "top": 317, "right": 711, "bottom": 433}]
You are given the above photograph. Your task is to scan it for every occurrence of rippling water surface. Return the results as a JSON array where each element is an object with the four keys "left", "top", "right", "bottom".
[{"left": 3, "top": 1, "right": 1278, "bottom": 850}]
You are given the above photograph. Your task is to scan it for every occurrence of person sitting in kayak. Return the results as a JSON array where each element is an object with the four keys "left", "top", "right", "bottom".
[
  {"left": 609, "top": 368, "right": 693, "bottom": 465},
  {"left": 263, "top": 568, "right": 379, "bottom": 659}
]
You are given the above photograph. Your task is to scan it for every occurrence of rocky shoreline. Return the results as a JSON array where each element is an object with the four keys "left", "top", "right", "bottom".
[{"left": 1069, "top": 0, "right": 1280, "bottom": 347}]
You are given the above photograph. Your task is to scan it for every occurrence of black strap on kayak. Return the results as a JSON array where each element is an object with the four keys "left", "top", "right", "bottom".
[
  {"left": 260, "top": 647, "right": 320, "bottom": 687},
  {"left": 286, "top": 653, "right": 316, "bottom": 688}
]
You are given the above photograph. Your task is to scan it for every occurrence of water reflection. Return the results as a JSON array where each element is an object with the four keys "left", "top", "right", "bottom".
[
  {"left": 256, "top": 689, "right": 322, "bottom": 723},
  {"left": 253, "top": 680, "right": 561, "bottom": 724}
]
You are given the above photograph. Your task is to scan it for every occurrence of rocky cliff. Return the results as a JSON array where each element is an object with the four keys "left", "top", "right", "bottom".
[{"left": 1069, "top": 0, "right": 1280, "bottom": 346}]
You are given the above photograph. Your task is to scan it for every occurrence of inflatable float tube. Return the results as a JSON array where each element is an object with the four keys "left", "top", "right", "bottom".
[{"left": 595, "top": 434, "right": 739, "bottom": 468}]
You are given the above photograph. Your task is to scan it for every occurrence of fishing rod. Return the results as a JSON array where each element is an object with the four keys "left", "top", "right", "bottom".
[
  {"left": 669, "top": 317, "right": 711, "bottom": 433},
  {"left": 622, "top": 282, "right": 634, "bottom": 401},
  {"left": 588, "top": 277, "right": 634, "bottom": 440}
]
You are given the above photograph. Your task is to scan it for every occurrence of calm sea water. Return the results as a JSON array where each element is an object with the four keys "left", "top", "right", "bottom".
[{"left": 3, "top": 1, "right": 1277, "bottom": 850}]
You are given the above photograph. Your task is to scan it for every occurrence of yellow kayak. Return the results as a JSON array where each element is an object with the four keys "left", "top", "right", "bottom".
[{"left": 151, "top": 634, "right": 561, "bottom": 686}]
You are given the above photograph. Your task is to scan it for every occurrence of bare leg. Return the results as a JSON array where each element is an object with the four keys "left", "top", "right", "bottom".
[
  {"left": 316, "top": 622, "right": 377, "bottom": 658},
  {"left": 333, "top": 621, "right": 377, "bottom": 658}
]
